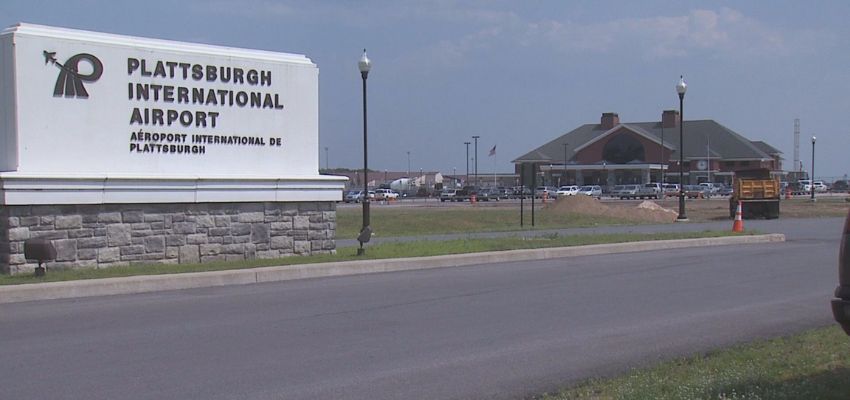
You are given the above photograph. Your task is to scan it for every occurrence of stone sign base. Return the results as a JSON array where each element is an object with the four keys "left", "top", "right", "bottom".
[{"left": 0, "top": 202, "right": 336, "bottom": 274}]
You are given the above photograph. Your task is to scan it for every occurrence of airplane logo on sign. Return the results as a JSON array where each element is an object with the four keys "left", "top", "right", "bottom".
[{"left": 43, "top": 50, "right": 103, "bottom": 98}]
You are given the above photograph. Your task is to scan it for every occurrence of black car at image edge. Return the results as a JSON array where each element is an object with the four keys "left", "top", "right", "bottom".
[{"left": 833, "top": 209, "right": 850, "bottom": 336}]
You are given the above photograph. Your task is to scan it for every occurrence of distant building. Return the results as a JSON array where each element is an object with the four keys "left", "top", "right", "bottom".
[
  {"left": 513, "top": 111, "right": 783, "bottom": 187},
  {"left": 325, "top": 169, "right": 444, "bottom": 192}
]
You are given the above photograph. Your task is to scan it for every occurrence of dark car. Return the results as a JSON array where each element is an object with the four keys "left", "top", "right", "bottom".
[
  {"left": 476, "top": 188, "right": 493, "bottom": 201},
  {"left": 832, "top": 180, "right": 849, "bottom": 193},
  {"left": 512, "top": 186, "right": 532, "bottom": 199},
  {"left": 832, "top": 209, "right": 850, "bottom": 335},
  {"left": 474, "top": 188, "right": 495, "bottom": 201},
  {"left": 717, "top": 186, "right": 733, "bottom": 196},
  {"left": 683, "top": 185, "right": 710, "bottom": 199}
]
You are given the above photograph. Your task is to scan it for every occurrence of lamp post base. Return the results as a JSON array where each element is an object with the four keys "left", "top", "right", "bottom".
[{"left": 675, "top": 217, "right": 690, "bottom": 222}]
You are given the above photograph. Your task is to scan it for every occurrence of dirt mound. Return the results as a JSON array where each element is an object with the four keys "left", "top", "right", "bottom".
[{"left": 548, "top": 196, "right": 677, "bottom": 223}]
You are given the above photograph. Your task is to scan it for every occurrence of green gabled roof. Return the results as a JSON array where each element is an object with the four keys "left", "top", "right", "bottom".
[
  {"left": 513, "top": 119, "right": 776, "bottom": 164},
  {"left": 751, "top": 140, "right": 783, "bottom": 157}
]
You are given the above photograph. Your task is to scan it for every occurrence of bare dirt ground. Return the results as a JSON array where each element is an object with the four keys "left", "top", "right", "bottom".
[{"left": 547, "top": 195, "right": 850, "bottom": 223}]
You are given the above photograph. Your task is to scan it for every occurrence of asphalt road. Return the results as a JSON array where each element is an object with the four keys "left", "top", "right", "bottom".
[{"left": 1, "top": 218, "right": 842, "bottom": 400}]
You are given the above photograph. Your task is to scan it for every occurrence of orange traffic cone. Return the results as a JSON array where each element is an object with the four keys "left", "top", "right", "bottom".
[{"left": 732, "top": 201, "right": 744, "bottom": 232}]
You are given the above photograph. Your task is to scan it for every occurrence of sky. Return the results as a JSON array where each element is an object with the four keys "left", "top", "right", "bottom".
[{"left": 3, "top": 0, "right": 849, "bottom": 180}]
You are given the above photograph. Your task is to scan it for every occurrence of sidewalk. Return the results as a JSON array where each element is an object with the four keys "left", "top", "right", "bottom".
[{"left": 0, "top": 233, "right": 785, "bottom": 304}]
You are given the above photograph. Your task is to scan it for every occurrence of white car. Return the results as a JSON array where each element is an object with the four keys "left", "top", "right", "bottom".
[
  {"left": 662, "top": 183, "right": 680, "bottom": 197},
  {"left": 578, "top": 185, "right": 603, "bottom": 197},
  {"left": 374, "top": 189, "right": 399, "bottom": 200},
  {"left": 556, "top": 185, "right": 580, "bottom": 196},
  {"left": 798, "top": 179, "right": 826, "bottom": 193},
  {"left": 699, "top": 182, "right": 721, "bottom": 194}
]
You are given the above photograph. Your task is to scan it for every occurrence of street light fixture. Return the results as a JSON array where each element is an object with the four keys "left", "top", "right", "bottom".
[
  {"left": 603, "top": 161, "right": 607, "bottom": 188},
  {"left": 357, "top": 49, "right": 372, "bottom": 255},
  {"left": 464, "top": 142, "right": 470, "bottom": 185},
  {"left": 811, "top": 136, "right": 817, "bottom": 202},
  {"left": 660, "top": 125, "right": 665, "bottom": 185},
  {"left": 676, "top": 75, "right": 688, "bottom": 222},
  {"left": 472, "top": 136, "right": 480, "bottom": 186},
  {"left": 563, "top": 143, "right": 568, "bottom": 186}
]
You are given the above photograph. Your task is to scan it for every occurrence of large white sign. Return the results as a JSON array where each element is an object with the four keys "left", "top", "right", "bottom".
[{"left": 0, "top": 24, "right": 345, "bottom": 204}]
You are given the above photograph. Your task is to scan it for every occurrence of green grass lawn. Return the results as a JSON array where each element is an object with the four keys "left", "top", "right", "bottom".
[
  {"left": 0, "top": 230, "right": 740, "bottom": 286},
  {"left": 336, "top": 206, "right": 639, "bottom": 238},
  {"left": 539, "top": 326, "right": 850, "bottom": 400}
]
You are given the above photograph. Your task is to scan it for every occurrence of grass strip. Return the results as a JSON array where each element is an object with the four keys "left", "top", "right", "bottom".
[
  {"left": 336, "top": 207, "right": 645, "bottom": 238},
  {"left": 539, "top": 326, "right": 850, "bottom": 400},
  {"left": 0, "top": 230, "right": 743, "bottom": 286}
]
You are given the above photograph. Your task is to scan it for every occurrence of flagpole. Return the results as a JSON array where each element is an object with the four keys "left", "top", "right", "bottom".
[
  {"left": 488, "top": 144, "right": 497, "bottom": 188},
  {"left": 493, "top": 151, "right": 497, "bottom": 187}
]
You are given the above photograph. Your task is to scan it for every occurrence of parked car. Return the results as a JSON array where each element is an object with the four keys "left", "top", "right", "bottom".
[
  {"left": 344, "top": 190, "right": 364, "bottom": 203},
  {"left": 439, "top": 189, "right": 457, "bottom": 202},
  {"left": 662, "top": 183, "right": 680, "bottom": 197},
  {"left": 789, "top": 181, "right": 807, "bottom": 195},
  {"left": 534, "top": 186, "right": 558, "bottom": 199},
  {"left": 477, "top": 188, "right": 500, "bottom": 201},
  {"left": 642, "top": 183, "right": 663, "bottom": 199},
  {"left": 512, "top": 186, "right": 532, "bottom": 199},
  {"left": 556, "top": 185, "right": 580, "bottom": 197},
  {"left": 610, "top": 184, "right": 660, "bottom": 199},
  {"left": 699, "top": 182, "right": 722, "bottom": 194},
  {"left": 578, "top": 185, "right": 603, "bottom": 198},
  {"left": 374, "top": 189, "right": 399, "bottom": 200},
  {"left": 683, "top": 185, "right": 710, "bottom": 198},
  {"left": 610, "top": 184, "right": 640, "bottom": 199},
  {"left": 796, "top": 179, "right": 827, "bottom": 193}
]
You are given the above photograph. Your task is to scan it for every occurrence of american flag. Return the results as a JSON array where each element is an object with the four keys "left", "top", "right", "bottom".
[{"left": 488, "top": 145, "right": 496, "bottom": 157}]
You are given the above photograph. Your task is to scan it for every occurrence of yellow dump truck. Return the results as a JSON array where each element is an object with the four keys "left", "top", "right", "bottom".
[{"left": 729, "top": 169, "right": 781, "bottom": 219}]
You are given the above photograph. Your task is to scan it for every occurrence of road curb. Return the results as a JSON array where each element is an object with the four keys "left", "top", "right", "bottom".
[{"left": 0, "top": 234, "right": 784, "bottom": 304}]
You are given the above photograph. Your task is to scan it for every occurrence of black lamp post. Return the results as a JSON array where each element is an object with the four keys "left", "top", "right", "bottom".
[
  {"left": 357, "top": 49, "right": 372, "bottom": 255},
  {"left": 811, "top": 136, "right": 817, "bottom": 202},
  {"left": 676, "top": 75, "right": 688, "bottom": 221},
  {"left": 464, "top": 142, "right": 470, "bottom": 184},
  {"left": 660, "top": 125, "right": 665, "bottom": 185},
  {"left": 603, "top": 161, "right": 607, "bottom": 188},
  {"left": 563, "top": 142, "right": 568, "bottom": 186},
  {"left": 472, "top": 135, "right": 480, "bottom": 186}
]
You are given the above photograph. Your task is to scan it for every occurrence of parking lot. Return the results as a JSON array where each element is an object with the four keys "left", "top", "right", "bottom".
[{"left": 338, "top": 193, "right": 850, "bottom": 222}]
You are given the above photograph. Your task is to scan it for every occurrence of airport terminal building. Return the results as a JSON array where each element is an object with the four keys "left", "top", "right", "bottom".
[{"left": 513, "top": 111, "right": 783, "bottom": 188}]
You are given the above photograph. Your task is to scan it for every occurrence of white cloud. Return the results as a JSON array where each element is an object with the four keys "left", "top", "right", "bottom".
[
  {"left": 401, "top": 6, "right": 814, "bottom": 69},
  {"left": 531, "top": 8, "right": 792, "bottom": 58}
]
